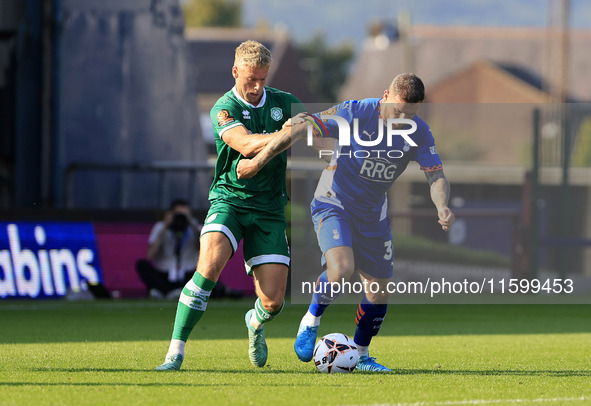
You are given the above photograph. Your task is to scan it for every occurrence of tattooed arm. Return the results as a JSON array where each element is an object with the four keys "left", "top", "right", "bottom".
[
  {"left": 424, "top": 169, "right": 455, "bottom": 231},
  {"left": 236, "top": 118, "right": 309, "bottom": 179}
]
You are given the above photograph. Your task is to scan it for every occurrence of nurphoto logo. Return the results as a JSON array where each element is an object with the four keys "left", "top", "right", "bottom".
[{"left": 305, "top": 113, "right": 418, "bottom": 159}]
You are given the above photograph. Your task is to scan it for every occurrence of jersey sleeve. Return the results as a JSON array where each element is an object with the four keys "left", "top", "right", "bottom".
[
  {"left": 312, "top": 101, "right": 356, "bottom": 139},
  {"left": 414, "top": 121, "right": 443, "bottom": 172},
  {"left": 210, "top": 102, "right": 244, "bottom": 141}
]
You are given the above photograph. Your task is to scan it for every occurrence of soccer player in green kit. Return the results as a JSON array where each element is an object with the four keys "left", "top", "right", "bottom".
[{"left": 156, "top": 40, "right": 309, "bottom": 370}]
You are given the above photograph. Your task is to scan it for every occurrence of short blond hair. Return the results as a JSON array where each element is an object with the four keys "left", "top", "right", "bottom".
[{"left": 234, "top": 40, "right": 272, "bottom": 68}]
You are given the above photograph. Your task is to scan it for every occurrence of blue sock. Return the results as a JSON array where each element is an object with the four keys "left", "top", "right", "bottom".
[
  {"left": 308, "top": 271, "right": 339, "bottom": 317},
  {"left": 354, "top": 295, "right": 388, "bottom": 346}
]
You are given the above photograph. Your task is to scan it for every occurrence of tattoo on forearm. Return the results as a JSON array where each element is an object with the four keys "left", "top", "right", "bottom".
[
  {"left": 254, "top": 132, "right": 293, "bottom": 170},
  {"left": 425, "top": 169, "right": 444, "bottom": 186},
  {"left": 431, "top": 178, "right": 450, "bottom": 207},
  {"left": 254, "top": 125, "right": 306, "bottom": 169},
  {"left": 425, "top": 169, "right": 450, "bottom": 208}
]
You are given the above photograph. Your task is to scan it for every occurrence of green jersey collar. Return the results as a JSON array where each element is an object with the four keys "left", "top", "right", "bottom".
[{"left": 232, "top": 86, "right": 267, "bottom": 108}]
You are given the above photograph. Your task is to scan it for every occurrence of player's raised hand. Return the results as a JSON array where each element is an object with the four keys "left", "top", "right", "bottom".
[
  {"left": 437, "top": 207, "right": 455, "bottom": 231},
  {"left": 237, "top": 158, "right": 260, "bottom": 179}
]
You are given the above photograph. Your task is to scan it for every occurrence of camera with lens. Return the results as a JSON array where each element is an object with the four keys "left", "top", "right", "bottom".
[{"left": 169, "top": 213, "right": 189, "bottom": 233}]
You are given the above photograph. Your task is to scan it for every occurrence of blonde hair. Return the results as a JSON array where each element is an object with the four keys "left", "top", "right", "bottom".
[{"left": 234, "top": 40, "right": 272, "bottom": 68}]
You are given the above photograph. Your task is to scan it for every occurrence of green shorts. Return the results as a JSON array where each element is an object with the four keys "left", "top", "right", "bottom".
[{"left": 200, "top": 201, "right": 290, "bottom": 275}]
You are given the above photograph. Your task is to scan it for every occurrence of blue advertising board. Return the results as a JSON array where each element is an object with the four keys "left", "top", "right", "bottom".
[{"left": 0, "top": 222, "right": 104, "bottom": 299}]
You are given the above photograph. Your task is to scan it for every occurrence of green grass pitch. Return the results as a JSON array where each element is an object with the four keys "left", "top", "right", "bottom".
[{"left": 0, "top": 299, "right": 590, "bottom": 405}]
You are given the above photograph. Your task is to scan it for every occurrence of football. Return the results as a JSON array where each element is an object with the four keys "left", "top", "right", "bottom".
[{"left": 313, "top": 333, "right": 359, "bottom": 373}]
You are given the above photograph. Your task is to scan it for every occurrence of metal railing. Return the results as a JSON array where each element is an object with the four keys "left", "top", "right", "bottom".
[
  {"left": 62, "top": 160, "right": 323, "bottom": 209},
  {"left": 63, "top": 161, "right": 214, "bottom": 209}
]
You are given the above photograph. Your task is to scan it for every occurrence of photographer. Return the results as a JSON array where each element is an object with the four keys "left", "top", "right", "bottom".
[{"left": 136, "top": 199, "right": 202, "bottom": 299}]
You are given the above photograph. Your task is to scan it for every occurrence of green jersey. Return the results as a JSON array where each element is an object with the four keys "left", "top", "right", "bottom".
[{"left": 209, "top": 86, "right": 305, "bottom": 211}]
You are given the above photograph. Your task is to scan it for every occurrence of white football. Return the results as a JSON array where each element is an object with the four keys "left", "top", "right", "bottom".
[{"left": 313, "top": 333, "right": 359, "bottom": 373}]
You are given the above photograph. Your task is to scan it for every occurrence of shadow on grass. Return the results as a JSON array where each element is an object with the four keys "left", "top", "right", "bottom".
[
  {"left": 27, "top": 367, "right": 313, "bottom": 375},
  {"left": 24, "top": 367, "right": 591, "bottom": 377},
  {"left": 0, "top": 381, "right": 345, "bottom": 387},
  {"left": 389, "top": 368, "right": 591, "bottom": 377}
]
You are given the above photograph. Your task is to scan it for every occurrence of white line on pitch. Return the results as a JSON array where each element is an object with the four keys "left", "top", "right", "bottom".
[{"left": 347, "top": 395, "right": 590, "bottom": 406}]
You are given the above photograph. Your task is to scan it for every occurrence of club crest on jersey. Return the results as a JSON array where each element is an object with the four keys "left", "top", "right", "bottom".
[{"left": 270, "top": 107, "right": 283, "bottom": 121}]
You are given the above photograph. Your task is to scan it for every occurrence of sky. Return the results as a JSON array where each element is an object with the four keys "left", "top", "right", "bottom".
[{"left": 242, "top": 0, "right": 591, "bottom": 48}]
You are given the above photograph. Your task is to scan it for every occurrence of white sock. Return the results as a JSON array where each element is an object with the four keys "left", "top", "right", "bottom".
[
  {"left": 167, "top": 339, "right": 186, "bottom": 357},
  {"left": 357, "top": 345, "right": 369, "bottom": 358},
  {"left": 249, "top": 312, "right": 262, "bottom": 330},
  {"left": 301, "top": 310, "right": 321, "bottom": 327}
]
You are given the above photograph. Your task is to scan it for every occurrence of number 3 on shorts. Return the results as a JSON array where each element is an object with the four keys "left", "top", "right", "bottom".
[{"left": 383, "top": 240, "right": 393, "bottom": 260}]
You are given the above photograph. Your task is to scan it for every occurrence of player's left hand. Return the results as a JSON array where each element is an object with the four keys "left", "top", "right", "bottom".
[
  {"left": 237, "top": 158, "right": 259, "bottom": 179},
  {"left": 438, "top": 207, "right": 455, "bottom": 231}
]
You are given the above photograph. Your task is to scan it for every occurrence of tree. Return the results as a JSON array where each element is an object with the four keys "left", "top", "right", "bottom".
[
  {"left": 297, "top": 35, "right": 354, "bottom": 102},
  {"left": 183, "top": 0, "right": 242, "bottom": 28},
  {"left": 572, "top": 117, "right": 591, "bottom": 167}
]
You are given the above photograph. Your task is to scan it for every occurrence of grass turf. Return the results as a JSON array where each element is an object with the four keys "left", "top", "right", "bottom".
[{"left": 0, "top": 299, "right": 590, "bottom": 406}]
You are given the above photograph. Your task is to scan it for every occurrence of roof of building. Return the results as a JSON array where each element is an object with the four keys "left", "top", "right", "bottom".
[
  {"left": 427, "top": 60, "right": 551, "bottom": 103},
  {"left": 341, "top": 25, "right": 591, "bottom": 102}
]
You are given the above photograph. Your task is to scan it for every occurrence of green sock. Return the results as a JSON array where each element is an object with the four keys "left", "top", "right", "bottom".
[
  {"left": 253, "top": 297, "right": 284, "bottom": 327},
  {"left": 172, "top": 272, "right": 216, "bottom": 342}
]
